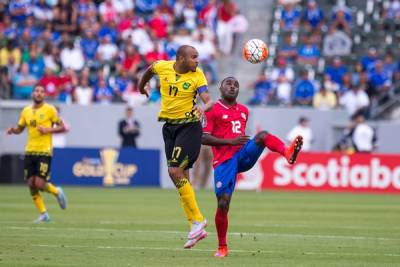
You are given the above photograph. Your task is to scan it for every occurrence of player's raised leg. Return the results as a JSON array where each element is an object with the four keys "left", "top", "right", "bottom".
[{"left": 255, "top": 131, "right": 303, "bottom": 164}]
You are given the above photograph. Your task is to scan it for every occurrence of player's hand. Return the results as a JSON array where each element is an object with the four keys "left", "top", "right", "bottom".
[
  {"left": 230, "top": 135, "right": 250, "bottom": 145},
  {"left": 6, "top": 127, "right": 14, "bottom": 135},
  {"left": 192, "top": 105, "right": 205, "bottom": 120},
  {"left": 139, "top": 83, "right": 150, "bottom": 98},
  {"left": 37, "top": 126, "right": 50, "bottom": 134}
]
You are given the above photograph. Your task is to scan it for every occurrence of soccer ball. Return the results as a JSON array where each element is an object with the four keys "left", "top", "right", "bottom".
[{"left": 242, "top": 39, "right": 268, "bottom": 64}]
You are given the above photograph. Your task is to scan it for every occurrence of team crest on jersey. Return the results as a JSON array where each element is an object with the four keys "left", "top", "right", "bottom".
[
  {"left": 216, "top": 181, "right": 222, "bottom": 188},
  {"left": 183, "top": 82, "right": 191, "bottom": 90},
  {"left": 222, "top": 115, "right": 228, "bottom": 119},
  {"left": 241, "top": 113, "right": 246, "bottom": 120}
]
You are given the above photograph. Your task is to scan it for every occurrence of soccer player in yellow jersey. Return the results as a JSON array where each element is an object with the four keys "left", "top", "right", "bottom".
[
  {"left": 139, "top": 45, "right": 214, "bottom": 248},
  {"left": 6, "top": 85, "right": 67, "bottom": 223}
]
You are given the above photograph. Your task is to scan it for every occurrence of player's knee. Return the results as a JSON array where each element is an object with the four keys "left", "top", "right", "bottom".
[
  {"left": 255, "top": 131, "right": 269, "bottom": 146},
  {"left": 168, "top": 167, "right": 184, "bottom": 181},
  {"left": 34, "top": 177, "right": 46, "bottom": 190},
  {"left": 218, "top": 198, "right": 230, "bottom": 212},
  {"left": 27, "top": 177, "right": 36, "bottom": 188}
]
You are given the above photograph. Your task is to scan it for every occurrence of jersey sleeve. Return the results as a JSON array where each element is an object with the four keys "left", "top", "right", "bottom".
[
  {"left": 152, "top": 60, "right": 167, "bottom": 74},
  {"left": 203, "top": 108, "right": 215, "bottom": 134},
  {"left": 17, "top": 109, "right": 26, "bottom": 128},
  {"left": 196, "top": 69, "right": 208, "bottom": 94}
]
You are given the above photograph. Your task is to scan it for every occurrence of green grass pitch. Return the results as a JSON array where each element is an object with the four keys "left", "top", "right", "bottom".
[{"left": 0, "top": 186, "right": 399, "bottom": 267}]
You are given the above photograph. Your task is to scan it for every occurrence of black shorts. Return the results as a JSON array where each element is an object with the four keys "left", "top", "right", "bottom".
[
  {"left": 162, "top": 121, "right": 202, "bottom": 170},
  {"left": 24, "top": 155, "right": 52, "bottom": 180}
]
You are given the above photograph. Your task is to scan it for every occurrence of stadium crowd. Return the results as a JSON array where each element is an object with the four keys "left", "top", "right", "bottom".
[
  {"left": 0, "top": 0, "right": 246, "bottom": 106},
  {"left": 248, "top": 0, "right": 400, "bottom": 120}
]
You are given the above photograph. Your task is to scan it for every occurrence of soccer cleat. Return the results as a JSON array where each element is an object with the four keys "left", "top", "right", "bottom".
[
  {"left": 183, "top": 230, "right": 208, "bottom": 249},
  {"left": 34, "top": 212, "right": 51, "bottom": 223},
  {"left": 188, "top": 219, "right": 207, "bottom": 240},
  {"left": 284, "top": 135, "right": 303, "bottom": 164},
  {"left": 214, "top": 246, "right": 228, "bottom": 258},
  {"left": 56, "top": 187, "right": 67, "bottom": 210}
]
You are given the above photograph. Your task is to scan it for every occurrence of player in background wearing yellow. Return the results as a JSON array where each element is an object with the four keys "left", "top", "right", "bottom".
[
  {"left": 138, "top": 45, "right": 214, "bottom": 248},
  {"left": 6, "top": 85, "right": 67, "bottom": 223}
]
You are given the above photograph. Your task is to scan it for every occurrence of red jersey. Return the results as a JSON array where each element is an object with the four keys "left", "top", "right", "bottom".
[{"left": 203, "top": 100, "right": 249, "bottom": 168}]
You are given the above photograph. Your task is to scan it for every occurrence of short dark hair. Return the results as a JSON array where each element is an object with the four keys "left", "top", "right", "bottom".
[
  {"left": 220, "top": 76, "right": 236, "bottom": 86},
  {"left": 176, "top": 45, "right": 195, "bottom": 59}
]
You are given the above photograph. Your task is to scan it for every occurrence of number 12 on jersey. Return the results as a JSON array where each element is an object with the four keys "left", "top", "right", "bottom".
[{"left": 231, "top": 120, "right": 241, "bottom": 133}]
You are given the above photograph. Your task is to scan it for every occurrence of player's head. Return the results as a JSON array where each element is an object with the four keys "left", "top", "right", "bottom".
[
  {"left": 126, "top": 106, "right": 133, "bottom": 118},
  {"left": 219, "top": 76, "right": 239, "bottom": 101},
  {"left": 176, "top": 45, "right": 199, "bottom": 72},
  {"left": 32, "top": 85, "right": 45, "bottom": 104}
]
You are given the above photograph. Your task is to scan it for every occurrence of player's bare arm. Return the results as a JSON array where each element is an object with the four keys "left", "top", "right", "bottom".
[
  {"left": 138, "top": 64, "right": 155, "bottom": 98},
  {"left": 202, "top": 133, "right": 250, "bottom": 146},
  {"left": 6, "top": 125, "right": 25, "bottom": 135},
  {"left": 193, "top": 91, "right": 214, "bottom": 119},
  {"left": 37, "top": 120, "right": 66, "bottom": 135}
]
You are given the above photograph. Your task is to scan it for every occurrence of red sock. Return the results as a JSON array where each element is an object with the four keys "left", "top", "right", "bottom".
[
  {"left": 264, "top": 133, "right": 286, "bottom": 155},
  {"left": 215, "top": 208, "right": 228, "bottom": 247}
]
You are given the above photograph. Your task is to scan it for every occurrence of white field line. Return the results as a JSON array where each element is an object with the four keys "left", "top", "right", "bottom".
[
  {"left": 2, "top": 226, "right": 400, "bottom": 241},
  {"left": 31, "top": 244, "right": 400, "bottom": 258}
]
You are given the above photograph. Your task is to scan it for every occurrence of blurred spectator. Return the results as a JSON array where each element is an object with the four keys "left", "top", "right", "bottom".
[
  {"left": 148, "top": 8, "right": 168, "bottom": 39},
  {"left": 33, "top": 0, "right": 53, "bottom": 22},
  {"left": 287, "top": 116, "right": 313, "bottom": 151},
  {"left": 351, "top": 113, "right": 377, "bottom": 153},
  {"left": 0, "top": 67, "right": 10, "bottom": 99},
  {"left": 60, "top": 41, "right": 84, "bottom": 71},
  {"left": 58, "top": 68, "right": 77, "bottom": 103},
  {"left": 0, "top": 40, "right": 21, "bottom": 67},
  {"left": 80, "top": 30, "right": 99, "bottom": 63},
  {"left": 278, "top": 34, "right": 297, "bottom": 64},
  {"left": 173, "top": 26, "right": 194, "bottom": 46},
  {"left": 248, "top": 72, "right": 274, "bottom": 106},
  {"left": 293, "top": 69, "right": 316, "bottom": 106},
  {"left": 270, "top": 57, "right": 294, "bottom": 105},
  {"left": 216, "top": 0, "right": 237, "bottom": 55},
  {"left": 145, "top": 41, "right": 168, "bottom": 66},
  {"left": 339, "top": 86, "right": 370, "bottom": 118},
  {"left": 122, "top": 81, "right": 148, "bottom": 107},
  {"left": 113, "top": 70, "right": 130, "bottom": 101},
  {"left": 325, "top": 57, "right": 348, "bottom": 87},
  {"left": 74, "top": 76, "right": 93, "bottom": 106},
  {"left": 350, "top": 62, "right": 365, "bottom": 88},
  {"left": 9, "top": 0, "right": 33, "bottom": 24},
  {"left": 383, "top": 0, "right": 400, "bottom": 21},
  {"left": 94, "top": 77, "right": 114, "bottom": 104},
  {"left": 323, "top": 26, "right": 352, "bottom": 57},
  {"left": 183, "top": 1, "right": 198, "bottom": 31},
  {"left": 135, "top": 0, "right": 159, "bottom": 15},
  {"left": 192, "top": 32, "right": 218, "bottom": 84},
  {"left": 96, "top": 35, "right": 118, "bottom": 73},
  {"left": 12, "top": 62, "right": 37, "bottom": 99},
  {"left": 383, "top": 51, "right": 397, "bottom": 81},
  {"left": 313, "top": 86, "right": 337, "bottom": 110},
  {"left": 39, "top": 68, "right": 59, "bottom": 100},
  {"left": 302, "top": 0, "right": 324, "bottom": 31},
  {"left": 53, "top": 0, "right": 78, "bottom": 34},
  {"left": 361, "top": 47, "right": 378, "bottom": 73},
  {"left": 368, "top": 60, "right": 392, "bottom": 97},
  {"left": 297, "top": 35, "right": 320, "bottom": 66},
  {"left": 199, "top": 0, "right": 218, "bottom": 30},
  {"left": 99, "top": 0, "right": 118, "bottom": 23},
  {"left": 123, "top": 20, "right": 153, "bottom": 55},
  {"left": 27, "top": 48, "right": 45, "bottom": 79},
  {"left": 280, "top": 3, "right": 301, "bottom": 31},
  {"left": 118, "top": 106, "right": 141, "bottom": 148},
  {"left": 331, "top": 3, "right": 352, "bottom": 34}
]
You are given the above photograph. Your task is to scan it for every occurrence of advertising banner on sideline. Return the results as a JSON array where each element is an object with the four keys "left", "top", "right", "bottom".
[
  {"left": 236, "top": 152, "right": 400, "bottom": 194},
  {"left": 51, "top": 148, "right": 160, "bottom": 187}
]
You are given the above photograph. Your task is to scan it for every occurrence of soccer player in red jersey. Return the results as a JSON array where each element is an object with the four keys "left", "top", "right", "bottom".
[{"left": 202, "top": 77, "right": 303, "bottom": 258}]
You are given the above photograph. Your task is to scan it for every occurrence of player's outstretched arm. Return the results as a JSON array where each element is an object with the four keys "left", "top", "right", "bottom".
[
  {"left": 6, "top": 125, "right": 24, "bottom": 135},
  {"left": 37, "top": 120, "right": 66, "bottom": 135},
  {"left": 138, "top": 65, "right": 156, "bottom": 98},
  {"left": 202, "top": 133, "right": 250, "bottom": 146}
]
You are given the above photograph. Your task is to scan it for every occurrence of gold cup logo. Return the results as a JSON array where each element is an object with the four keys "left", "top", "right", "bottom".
[{"left": 100, "top": 148, "right": 119, "bottom": 186}]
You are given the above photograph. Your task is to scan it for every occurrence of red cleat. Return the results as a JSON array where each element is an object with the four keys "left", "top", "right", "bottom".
[
  {"left": 284, "top": 135, "right": 303, "bottom": 164},
  {"left": 214, "top": 246, "right": 228, "bottom": 258}
]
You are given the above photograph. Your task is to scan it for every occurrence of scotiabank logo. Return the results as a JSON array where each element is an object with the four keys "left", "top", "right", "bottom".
[{"left": 261, "top": 153, "right": 400, "bottom": 193}]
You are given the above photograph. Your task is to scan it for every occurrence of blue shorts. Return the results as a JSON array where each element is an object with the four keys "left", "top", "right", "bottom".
[{"left": 213, "top": 139, "right": 264, "bottom": 197}]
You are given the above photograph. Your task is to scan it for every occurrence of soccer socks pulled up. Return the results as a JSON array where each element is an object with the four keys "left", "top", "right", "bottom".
[
  {"left": 215, "top": 208, "right": 228, "bottom": 247},
  {"left": 177, "top": 178, "right": 204, "bottom": 223},
  {"left": 32, "top": 193, "right": 47, "bottom": 213},
  {"left": 45, "top": 182, "right": 59, "bottom": 196},
  {"left": 263, "top": 133, "right": 286, "bottom": 155}
]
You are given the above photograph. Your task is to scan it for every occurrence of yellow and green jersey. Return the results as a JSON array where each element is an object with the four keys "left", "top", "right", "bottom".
[
  {"left": 18, "top": 103, "right": 61, "bottom": 156},
  {"left": 152, "top": 60, "right": 208, "bottom": 124}
]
